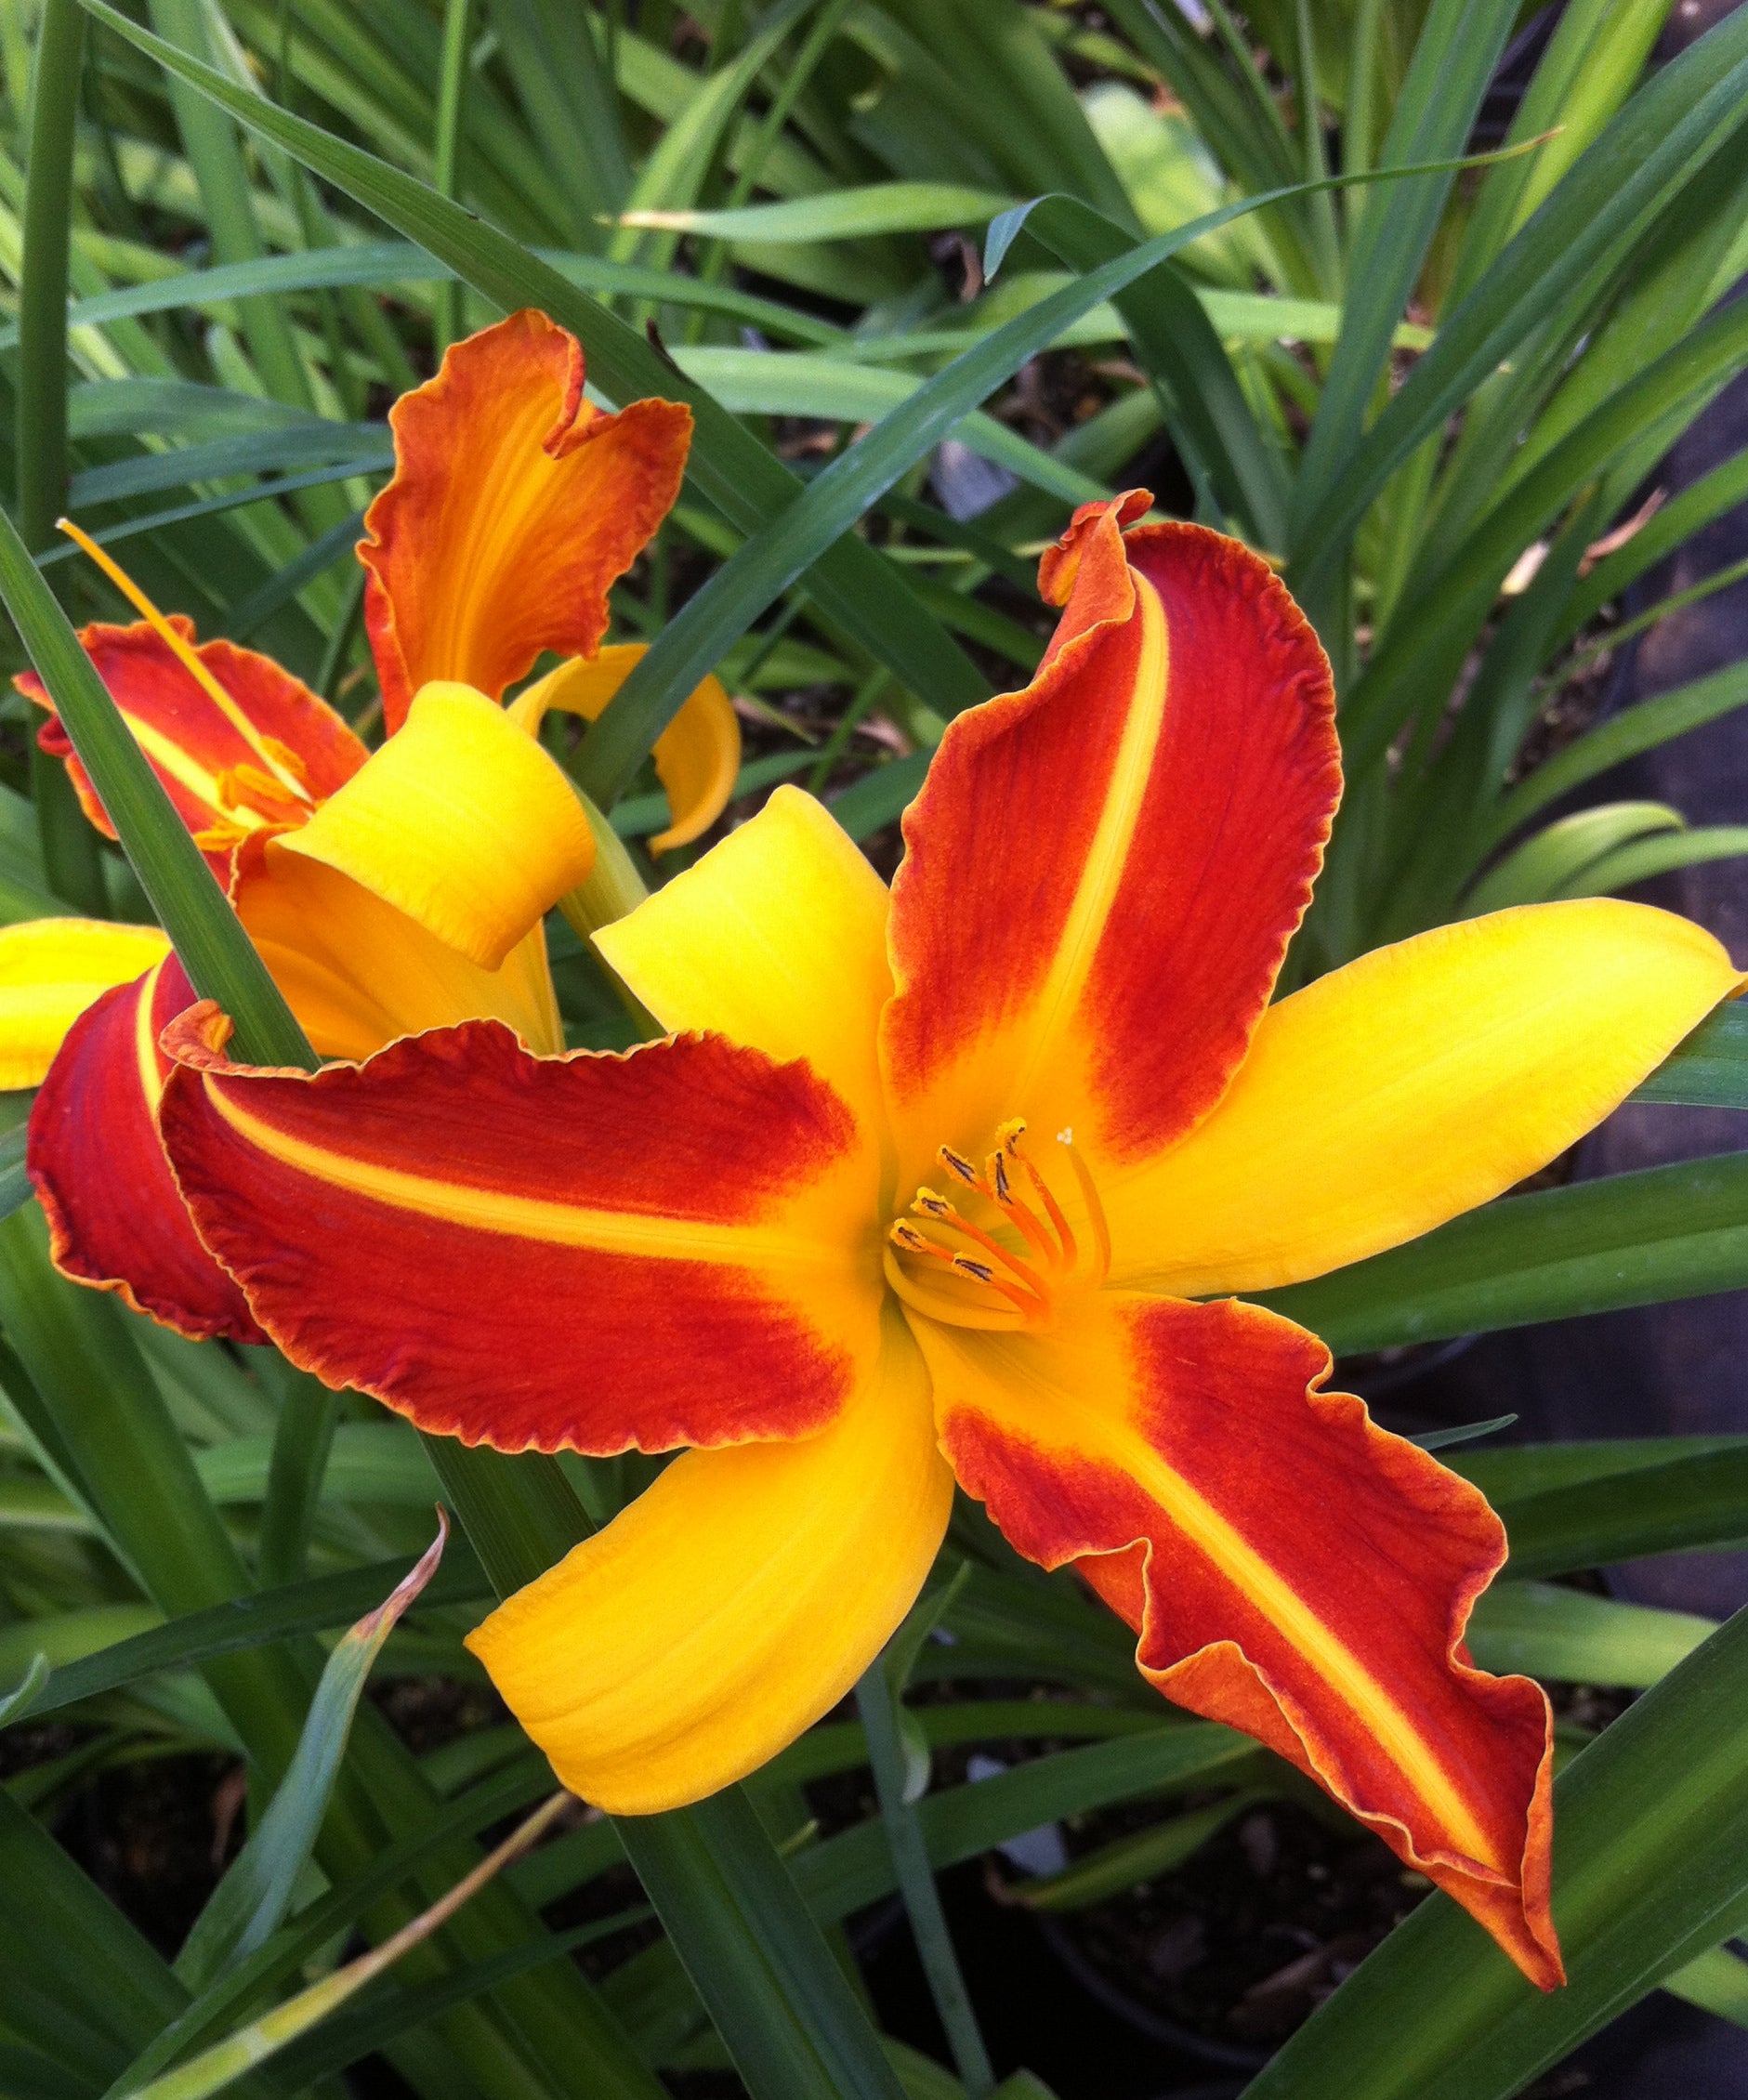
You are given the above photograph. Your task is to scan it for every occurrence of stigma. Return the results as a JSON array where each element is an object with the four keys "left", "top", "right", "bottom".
[{"left": 884, "top": 1120, "right": 1111, "bottom": 1330}]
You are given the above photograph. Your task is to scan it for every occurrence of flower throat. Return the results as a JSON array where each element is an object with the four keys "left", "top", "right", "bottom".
[{"left": 884, "top": 1119, "right": 1111, "bottom": 1331}]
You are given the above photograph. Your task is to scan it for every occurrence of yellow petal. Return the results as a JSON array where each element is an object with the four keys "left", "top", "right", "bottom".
[
  {"left": 1104, "top": 899, "right": 1742, "bottom": 1297},
  {"left": 236, "top": 844, "right": 562, "bottom": 1062},
  {"left": 512, "top": 643, "right": 742, "bottom": 854},
  {"left": 0, "top": 919, "right": 170, "bottom": 1088},
  {"left": 595, "top": 785, "right": 893, "bottom": 1149},
  {"left": 275, "top": 681, "right": 595, "bottom": 971},
  {"left": 466, "top": 1303, "right": 951, "bottom": 1812}
]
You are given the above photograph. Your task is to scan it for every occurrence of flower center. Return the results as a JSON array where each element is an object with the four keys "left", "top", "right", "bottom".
[{"left": 883, "top": 1119, "right": 1111, "bottom": 1331}]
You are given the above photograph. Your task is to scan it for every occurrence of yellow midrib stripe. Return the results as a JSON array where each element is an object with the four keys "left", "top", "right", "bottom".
[
  {"left": 204, "top": 1079, "right": 850, "bottom": 1270},
  {"left": 1114, "top": 1423, "right": 1499, "bottom": 1867},
  {"left": 128, "top": 715, "right": 266, "bottom": 829},
  {"left": 134, "top": 960, "right": 165, "bottom": 1113},
  {"left": 1010, "top": 577, "right": 1168, "bottom": 1107}
]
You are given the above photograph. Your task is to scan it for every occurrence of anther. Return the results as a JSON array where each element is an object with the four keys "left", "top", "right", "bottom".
[
  {"left": 1000, "top": 1119, "right": 1076, "bottom": 1269},
  {"left": 938, "top": 1146, "right": 979, "bottom": 1188},
  {"left": 983, "top": 1145, "right": 1060, "bottom": 1269},
  {"left": 910, "top": 1190, "right": 1050, "bottom": 1303}
]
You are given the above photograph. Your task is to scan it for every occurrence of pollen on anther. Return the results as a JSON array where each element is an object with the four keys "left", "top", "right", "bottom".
[
  {"left": 938, "top": 1147, "right": 979, "bottom": 1186},
  {"left": 913, "top": 1188, "right": 952, "bottom": 1220},
  {"left": 952, "top": 1256, "right": 995, "bottom": 1284}
]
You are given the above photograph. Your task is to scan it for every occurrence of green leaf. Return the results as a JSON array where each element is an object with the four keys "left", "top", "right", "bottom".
[
  {"left": 1557, "top": 822, "right": 1748, "bottom": 896},
  {"left": 417, "top": 1441, "right": 915, "bottom": 2100},
  {"left": 1003, "top": 194, "right": 1290, "bottom": 551},
  {"left": 175, "top": 1523, "right": 451, "bottom": 1993},
  {"left": 0, "top": 1650, "right": 49, "bottom": 1725},
  {"left": 1293, "top": 0, "right": 1518, "bottom": 544},
  {"left": 1255, "top": 1150, "right": 1748, "bottom": 1352},
  {"left": 72, "top": 0, "right": 992, "bottom": 739},
  {"left": 17, "top": 0, "right": 111, "bottom": 916},
  {"left": 1344, "top": 286, "right": 1748, "bottom": 773},
  {"left": 1014, "top": 1791, "right": 1261, "bottom": 1911},
  {"left": 1464, "top": 803, "right": 1687, "bottom": 912},
  {"left": 617, "top": 182, "right": 1015, "bottom": 241},
  {"left": 1465, "top": 1581, "right": 1715, "bottom": 1686},
  {"left": 1631, "top": 1000, "right": 1748, "bottom": 1108},
  {"left": 1480, "top": 656, "right": 1748, "bottom": 855},
  {"left": 1663, "top": 1942, "right": 1748, "bottom": 2027},
  {"left": 1495, "top": 1447, "right": 1748, "bottom": 1578},
  {"left": 1289, "top": 1, "right": 1748, "bottom": 597},
  {"left": 794, "top": 1725, "right": 1259, "bottom": 1924},
  {"left": 1241, "top": 1599, "right": 1748, "bottom": 2100},
  {"left": 0, "top": 1551, "right": 491, "bottom": 1726}
]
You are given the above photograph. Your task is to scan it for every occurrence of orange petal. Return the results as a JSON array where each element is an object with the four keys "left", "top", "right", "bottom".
[
  {"left": 918, "top": 1287, "right": 1560, "bottom": 1990},
  {"left": 879, "top": 494, "right": 1340, "bottom": 1200},
  {"left": 360, "top": 310, "right": 692, "bottom": 732},
  {"left": 17, "top": 621, "right": 367, "bottom": 874},
  {"left": 159, "top": 1013, "right": 886, "bottom": 1456},
  {"left": 28, "top": 955, "right": 263, "bottom": 1341},
  {"left": 511, "top": 643, "right": 741, "bottom": 854}
]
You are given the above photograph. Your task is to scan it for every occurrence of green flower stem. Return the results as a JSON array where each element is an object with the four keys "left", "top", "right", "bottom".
[
  {"left": 855, "top": 1658, "right": 996, "bottom": 2098},
  {"left": 17, "top": 0, "right": 109, "bottom": 915}
]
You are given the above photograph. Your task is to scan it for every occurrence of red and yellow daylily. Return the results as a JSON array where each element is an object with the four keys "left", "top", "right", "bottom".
[
  {"left": 5, "top": 310, "right": 730, "bottom": 1336},
  {"left": 149, "top": 492, "right": 1736, "bottom": 1990}
]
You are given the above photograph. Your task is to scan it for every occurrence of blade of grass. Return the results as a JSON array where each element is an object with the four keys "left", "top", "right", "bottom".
[
  {"left": 856, "top": 1647, "right": 993, "bottom": 2098},
  {"left": 71, "top": 0, "right": 993, "bottom": 730},
  {"left": 175, "top": 1521, "right": 452, "bottom": 1994},
  {"left": 1255, "top": 1148, "right": 1748, "bottom": 1351},
  {"left": 17, "top": 0, "right": 110, "bottom": 914},
  {"left": 432, "top": 0, "right": 470, "bottom": 355}
]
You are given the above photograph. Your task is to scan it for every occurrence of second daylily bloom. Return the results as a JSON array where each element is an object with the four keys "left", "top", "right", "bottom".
[
  {"left": 7, "top": 311, "right": 728, "bottom": 1333},
  {"left": 155, "top": 492, "right": 1741, "bottom": 1990}
]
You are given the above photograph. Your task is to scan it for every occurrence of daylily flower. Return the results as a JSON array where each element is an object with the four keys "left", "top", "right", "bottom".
[
  {"left": 155, "top": 492, "right": 1738, "bottom": 1990},
  {"left": 5, "top": 310, "right": 729, "bottom": 1337}
]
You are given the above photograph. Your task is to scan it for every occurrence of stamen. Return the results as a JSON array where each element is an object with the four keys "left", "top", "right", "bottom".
[
  {"left": 937, "top": 1146, "right": 980, "bottom": 1188},
  {"left": 983, "top": 1146, "right": 1060, "bottom": 1269},
  {"left": 1057, "top": 1128, "right": 1111, "bottom": 1283},
  {"left": 999, "top": 1119, "right": 1077, "bottom": 1270},
  {"left": 909, "top": 1189, "right": 1049, "bottom": 1302},
  {"left": 56, "top": 519, "right": 315, "bottom": 807},
  {"left": 889, "top": 1220, "right": 1040, "bottom": 1318},
  {"left": 949, "top": 1254, "right": 1041, "bottom": 1318}
]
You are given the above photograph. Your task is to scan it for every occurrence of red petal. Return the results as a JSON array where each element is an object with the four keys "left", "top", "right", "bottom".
[
  {"left": 923, "top": 1290, "right": 1560, "bottom": 1989},
  {"left": 28, "top": 956, "right": 264, "bottom": 1342},
  {"left": 18, "top": 622, "right": 366, "bottom": 873},
  {"left": 158, "top": 1013, "right": 885, "bottom": 1454},
  {"left": 359, "top": 310, "right": 691, "bottom": 731},
  {"left": 881, "top": 494, "right": 1340, "bottom": 1188}
]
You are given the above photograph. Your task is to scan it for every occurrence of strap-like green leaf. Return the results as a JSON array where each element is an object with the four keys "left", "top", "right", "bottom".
[
  {"left": 1255, "top": 1149, "right": 1748, "bottom": 1351},
  {"left": 72, "top": 0, "right": 992, "bottom": 735},
  {"left": 1289, "top": 1, "right": 1748, "bottom": 597},
  {"left": 1242, "top": 1598, "right": 1748, "bottom": 2100}
]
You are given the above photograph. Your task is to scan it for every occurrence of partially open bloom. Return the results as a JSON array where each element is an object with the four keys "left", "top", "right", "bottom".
[
  {"left": 6, "top": 311, "right": 725, "bottom": 1335},
  {"left": 156, "top": 492, "right": 1737, "bottom": 1990}
]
